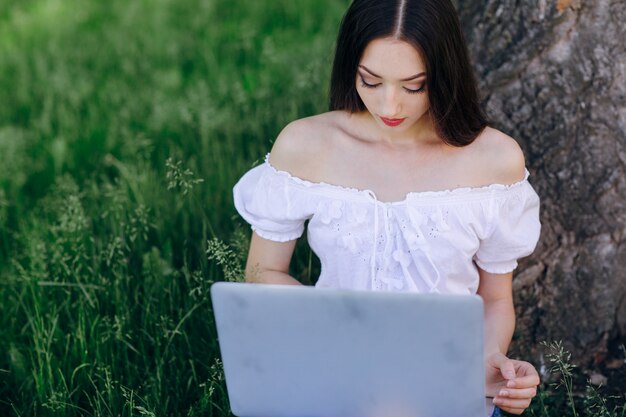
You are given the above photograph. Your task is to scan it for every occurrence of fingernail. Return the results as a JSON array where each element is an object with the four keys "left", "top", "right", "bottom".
[
  {"left": 505, "top": 371, "right": 515, "bottom": 379},
  {"left": 507, "top": 380, "right": 516, "bottom": 388},
  {"left": 499, "top": 390, "right": 509, "bottom": 397}
]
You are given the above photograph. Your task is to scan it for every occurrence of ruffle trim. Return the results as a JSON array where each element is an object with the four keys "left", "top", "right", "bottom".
[
  {"left": 263, "top": 153, "right": 532, "bottom": 205},
  {"left": 251, "top": 225, "right": 303, "bottom": 243},
  {"left": 473, "top": 258, "right": 518, "bottom": 274}
]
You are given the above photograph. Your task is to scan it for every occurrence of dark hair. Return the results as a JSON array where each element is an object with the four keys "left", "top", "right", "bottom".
[{"left": 329, "top": 0, "right": 487, "bottom": 147}]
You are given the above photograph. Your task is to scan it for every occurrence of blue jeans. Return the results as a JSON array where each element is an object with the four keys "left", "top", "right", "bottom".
[{"left": 491, "top": 406, "right": 502, "bottom": 417}]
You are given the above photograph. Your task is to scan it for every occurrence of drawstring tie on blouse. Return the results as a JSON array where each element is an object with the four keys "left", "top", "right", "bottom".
[{"left": 366, "top": 190, "right": 441, "bottom": 293}]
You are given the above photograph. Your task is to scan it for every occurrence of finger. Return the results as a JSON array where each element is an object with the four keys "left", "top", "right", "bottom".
[
  {"left": 513, "top": 360, "right": 540, "bottom": 376},
  {"left": 488, "top": 352, "right": 517, "bottom": 380},
  {"left": 506, "top": 374, "right": 540, "bottom": 389},
  {"left": 494, "top": 396, "right": 532, "bottom": 411},
  {"left": 499, "top": 359, "right": 517, "bottom": 380},
  {"left": 498, "top": 387, "right": 537, "bottom": 399},
  {"left": 499, "top": 405, "right": 528, "bottom": 415}
]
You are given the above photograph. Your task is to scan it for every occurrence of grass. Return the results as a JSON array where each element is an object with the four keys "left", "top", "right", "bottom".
[
  {"left": 0, "top": 0, "right": 623, "bottom": 415},
  {"left": 0, "top": 0, "right": 343, "bottom": 414},
  {"left": 518, "top": 342, "right": 626, "bottom": 417}
]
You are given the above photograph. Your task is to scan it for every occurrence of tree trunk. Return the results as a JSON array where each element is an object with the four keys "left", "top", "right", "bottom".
[{"left": 454, "top": 0, "right": 626, "bottom": 368}]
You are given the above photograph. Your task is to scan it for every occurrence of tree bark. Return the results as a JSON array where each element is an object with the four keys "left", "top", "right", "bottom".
[{"left": 454, "top": 0, "right": 626, "bottom": 368}]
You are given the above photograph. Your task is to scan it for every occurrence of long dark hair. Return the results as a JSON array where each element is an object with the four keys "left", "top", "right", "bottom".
[{"left": 329, "top": 0, "right": 487, "bottom": 147}]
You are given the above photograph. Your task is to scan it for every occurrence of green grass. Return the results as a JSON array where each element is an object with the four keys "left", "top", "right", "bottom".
[
  {"left": 0, "top": 0, "right": 623, "bottom": 416},
  {"left": 0, "top": 0, "right": 344, "bottom": 414}
]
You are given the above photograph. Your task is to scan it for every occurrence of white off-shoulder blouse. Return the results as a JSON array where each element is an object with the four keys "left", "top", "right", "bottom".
[{"left": 233, "top": 153, "right": 541, "bottom": 294}]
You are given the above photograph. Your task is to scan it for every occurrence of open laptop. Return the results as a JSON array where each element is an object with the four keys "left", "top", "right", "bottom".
[{"left": 210, "top": 282, "right": 486, "bottom": 417}]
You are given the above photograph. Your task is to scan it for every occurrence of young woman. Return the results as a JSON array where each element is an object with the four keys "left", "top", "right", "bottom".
[{"left": 233, "top": 0, "right": 541, "bottom": 415}]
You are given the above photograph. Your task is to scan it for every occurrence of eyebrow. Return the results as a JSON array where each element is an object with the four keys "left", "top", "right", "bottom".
[{"left": 359, "top": 65, "right": 426, "bottom": 81}]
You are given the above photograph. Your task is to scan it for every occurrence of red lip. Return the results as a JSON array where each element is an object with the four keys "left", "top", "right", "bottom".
[{"left": 380, "top": 117, "right": 406, "bottom": 127}]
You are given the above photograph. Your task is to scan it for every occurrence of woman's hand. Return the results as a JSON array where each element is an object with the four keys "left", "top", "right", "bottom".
[{"left": 485, "top": 352, "right": 539, "bottom": 415}]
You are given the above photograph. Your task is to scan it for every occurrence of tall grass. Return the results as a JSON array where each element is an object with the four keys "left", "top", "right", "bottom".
[{"left": 0, "top": 0, "right": 344, "bottom": 415}]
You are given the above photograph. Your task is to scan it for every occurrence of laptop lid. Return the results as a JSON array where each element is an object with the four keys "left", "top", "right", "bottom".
[{"left": 211, "top": 282, "right": 485, "bottom": 417}]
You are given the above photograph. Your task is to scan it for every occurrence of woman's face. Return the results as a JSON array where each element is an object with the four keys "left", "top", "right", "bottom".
[{"left": 356, "top": 37, "right": 430, "bottom": 132}]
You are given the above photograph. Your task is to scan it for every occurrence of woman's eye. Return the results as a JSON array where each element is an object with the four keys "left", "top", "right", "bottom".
[
  {"left": 359, "top": 76, "right": 379, "bottom": 89},
  {"left": 359, "top": 75, "right": 426, "bottom": 94},
  {"left": 404, "top": 85, "right": 426, "bottom": 94}
]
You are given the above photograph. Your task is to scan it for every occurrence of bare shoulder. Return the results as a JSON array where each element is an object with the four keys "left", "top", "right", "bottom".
[
  {"left": 268, "top": 112, "right": 340, "bottom": 176},
  {"left": 470, "top": 126, "right": 527, "bottom": 184}
]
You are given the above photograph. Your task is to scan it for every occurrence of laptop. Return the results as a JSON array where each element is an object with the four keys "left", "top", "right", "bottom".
[{"left": 210, "top": 282, "right": 486, "bottom": 417}]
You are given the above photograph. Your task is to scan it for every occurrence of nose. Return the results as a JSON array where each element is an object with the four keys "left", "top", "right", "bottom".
[{"left": 381, "top": 85, "right": 402, "bottom": 117}]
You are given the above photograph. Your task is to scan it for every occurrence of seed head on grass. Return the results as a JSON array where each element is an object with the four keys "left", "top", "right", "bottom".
[
  {"left": 196, "top": 357, "right": 228, "bottom": 414},
  {"left": 126, "top": 204, "right": 151, "bottom": 244},
  {"left": 165, "top": 158, "right": 204, "bottom": 195},
  {"left": 206, "top": 237, "right": 245, "bottom": 283},
  {"left": 583, "top": 384, "right": 621, "bottom": 417},
  {"left": 543, "top": 341, "right": 576, "bottom": 389},
  {"left": 41, "top": 389, "right": 68, "bottom": 412},
  {"left": 207, "top": 357, "right": 225, "bottom": 397},
  {"left": 121, "top": 386, "right": 156, "bottom": 417},
  {"left": 542, "top": 340, "right": 579, "bottom": 417},
  {"left": 188, "top": 269, "right": 209, "bottom": 301}
]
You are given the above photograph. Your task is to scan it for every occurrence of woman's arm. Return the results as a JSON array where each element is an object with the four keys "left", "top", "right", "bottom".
[
  {"left": 476, "top": 268, "right": 515, "bottom": 358},
  {"left": 477, "top": 266, "right": 539, "bottom": 415},
  {"left": 245, "top": 231, "right": 303, "bottom": 285}
]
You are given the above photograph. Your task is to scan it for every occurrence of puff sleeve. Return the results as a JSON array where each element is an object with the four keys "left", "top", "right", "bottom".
[
  {"left": 473, "top": 180, "right": 541, "bottom": 274},
  {"left": 233, "top": 162, "right": 312, "bottom": 242}
]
